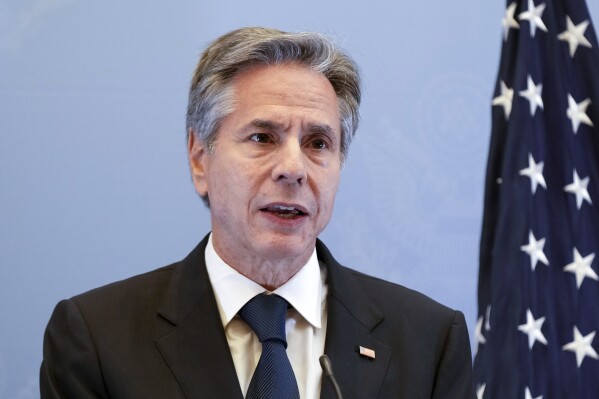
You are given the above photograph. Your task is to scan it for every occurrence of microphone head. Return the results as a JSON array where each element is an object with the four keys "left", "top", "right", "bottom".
[
  {"left": 319, "top": 354, "right": 334, "bottom": 376},
  {"left": 319, "top": 354, "right": 344, "bottom": 399}
]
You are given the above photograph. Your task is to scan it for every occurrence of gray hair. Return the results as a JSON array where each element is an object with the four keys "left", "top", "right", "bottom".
[{"left": 186, "top": 27, "right": 361, "bottom": 159}]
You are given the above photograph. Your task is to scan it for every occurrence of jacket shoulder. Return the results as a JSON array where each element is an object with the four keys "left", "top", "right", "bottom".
[
  {"left": 70, "top": 263, "right": 177, "bottom": 307},
  {"left": 338, "top": 265, "right": 459, "bottom": 323}
]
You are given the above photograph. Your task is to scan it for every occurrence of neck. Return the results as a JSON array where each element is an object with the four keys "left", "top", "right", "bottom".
[
  {"left": 234, "top": 260, "right": 305, "bottom": 291},
  {"left": 211, "top": 238, "right": 313, "bottom": 290}
]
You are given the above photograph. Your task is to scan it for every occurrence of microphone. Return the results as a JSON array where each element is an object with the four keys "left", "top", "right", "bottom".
[{"left": 319, "top": 354, "right": 344, "bottom": 399}]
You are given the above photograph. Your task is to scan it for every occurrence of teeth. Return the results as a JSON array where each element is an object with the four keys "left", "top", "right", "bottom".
[
  {"left": 265, "top": 205, "right": 304, "bottom": 216},
  {"left": 274, "top": 205, "right": 296, "bottom": 211}
]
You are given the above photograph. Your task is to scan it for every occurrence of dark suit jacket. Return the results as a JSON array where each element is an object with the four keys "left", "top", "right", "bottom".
[{"left": 40, "top": 236, "right": 474, "bottom": 398}]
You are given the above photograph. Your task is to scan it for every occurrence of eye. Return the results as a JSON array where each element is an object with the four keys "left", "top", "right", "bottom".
[
  {"left": 248, "top": 133, "right": 274, "bottom": 144},
  {"left": 307, "top": 137, "right": 330, "bottom": 150}
]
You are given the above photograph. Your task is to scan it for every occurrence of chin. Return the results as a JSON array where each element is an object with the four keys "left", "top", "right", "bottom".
[{"left": 258, "top": 234, "right": 315, "bottom": 258}]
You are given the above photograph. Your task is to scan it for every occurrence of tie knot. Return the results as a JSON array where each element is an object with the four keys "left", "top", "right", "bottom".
[{"left": 239, "top": 294, "right": 288, "bottom": 345}]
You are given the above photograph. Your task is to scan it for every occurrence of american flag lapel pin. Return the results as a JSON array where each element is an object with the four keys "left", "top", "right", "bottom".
[{"left": 357, "top": 346, "right": 376, "bottom": 360}]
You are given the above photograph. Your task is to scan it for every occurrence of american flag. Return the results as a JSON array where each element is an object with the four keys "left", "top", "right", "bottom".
[{"left": 473, "top": 0, "right": 599, "bottom": 397}]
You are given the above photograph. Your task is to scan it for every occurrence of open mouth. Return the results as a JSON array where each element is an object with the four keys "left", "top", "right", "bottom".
[{"left": 261, "top": 205, "right": 308, "bottom": 219}]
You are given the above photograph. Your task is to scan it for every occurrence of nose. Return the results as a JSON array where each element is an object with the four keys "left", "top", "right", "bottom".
[{"left": 271, "top": 139, "right": 307, "bottom": 184}]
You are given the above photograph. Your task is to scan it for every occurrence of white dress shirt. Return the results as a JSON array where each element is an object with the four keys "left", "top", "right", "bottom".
[{"left": 204, "top": 234, "right": 328, "bottom": 399}]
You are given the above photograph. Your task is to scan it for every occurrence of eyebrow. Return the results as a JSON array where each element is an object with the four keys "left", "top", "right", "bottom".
[
  {"left": 248, "top": 119, "right": 336, "bottom": 137},
  {"left": 248, "top": 119, "right": 283, "bottom": 131},
  {"left": 308, "top": 124, "right": 335, "bottom": 137}
]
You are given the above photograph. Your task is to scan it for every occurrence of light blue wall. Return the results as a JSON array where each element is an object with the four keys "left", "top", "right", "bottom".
[{"left": 2, "top": 1, "right": 598, "bottom": 396}]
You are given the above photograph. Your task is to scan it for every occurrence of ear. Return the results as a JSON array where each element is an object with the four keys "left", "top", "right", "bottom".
[{"left": 188, "top": 129, "right": 209, "bottom": 197}]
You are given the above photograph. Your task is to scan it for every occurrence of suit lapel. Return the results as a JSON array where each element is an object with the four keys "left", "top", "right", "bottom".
[
  {"left": 155, "top": 236, "right": 244, "bottom": 399},
  {"left": 317, "top": 241, "right": 392, "bottom": 399}
]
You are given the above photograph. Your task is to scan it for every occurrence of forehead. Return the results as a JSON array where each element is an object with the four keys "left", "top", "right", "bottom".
[{"left": 229, "top": 63, "right": 341, "bottom": 132}]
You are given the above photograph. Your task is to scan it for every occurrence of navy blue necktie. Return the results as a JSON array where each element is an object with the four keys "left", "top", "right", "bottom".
[{"left": 239, "top": 293, "right": 300, "bottom": 399}]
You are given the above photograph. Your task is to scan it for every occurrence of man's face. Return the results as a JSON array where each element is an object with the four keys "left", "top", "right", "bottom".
[{"left": 188, "top": 63, "right": 342, "bottom": 269}]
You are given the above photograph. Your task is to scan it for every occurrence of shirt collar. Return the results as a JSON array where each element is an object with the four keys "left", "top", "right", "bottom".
[{"left": 204, "top": 233, "right": 323, "bottom": 329}]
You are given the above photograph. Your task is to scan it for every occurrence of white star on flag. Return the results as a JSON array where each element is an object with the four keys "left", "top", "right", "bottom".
[
  {"left": 492, "top": 81, "right": 514, "bottom": 120},
  {"left": 520, "top": 75, "right": 544, "bottom": 116},
  {"left": 562, "top": 326, "right": 599, "bottom": 367},
  {"left": 502, "top": 3, "right": 520, "bottom": 41},
  {"left": 521, "top": 230, "right": 549, "bottom": 271},
  {"left": 475, "top": 316, "right": 486, "bottom": 354},
  {"left": 519, "top": 153, "right": 547, "bottom": 194},
  {"left": 566, "top": 94, "right": 594, "bottom": 134},
  {"left": 484, "top": 305, "right": 491, "bottom": 331},
  {"left": 564, "top": 169, "right": 592, "bottom": 209},
  {"left": 563, "top": 248, "right": 597, "bottom": 289},
  {"left": 558, "top": 16, "right": 593, "bottom": 57},
  {"left": 525, "top": 387, "right": 543, "bottom": 399},
  {"left": 476, "top": 383, "right": 486, "bottom": 399},
  {"left": 518, "top": 309, "right": 548, "bottom": 349},
  {"left": 519, "top": 0, "right": 548, "bottom": 38}
]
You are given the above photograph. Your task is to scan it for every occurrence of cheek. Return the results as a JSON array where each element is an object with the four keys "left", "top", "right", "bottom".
[
  {"left": 208, "top": 162, "right": 256, "bottom": 205},
  {"left": 317, "top": 173, "right": 340, "bottom": 215}
]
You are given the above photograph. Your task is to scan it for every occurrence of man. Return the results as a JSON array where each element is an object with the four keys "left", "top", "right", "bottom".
[{"left": 41, "top": 27, "right": 474, "bottom": 398}]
